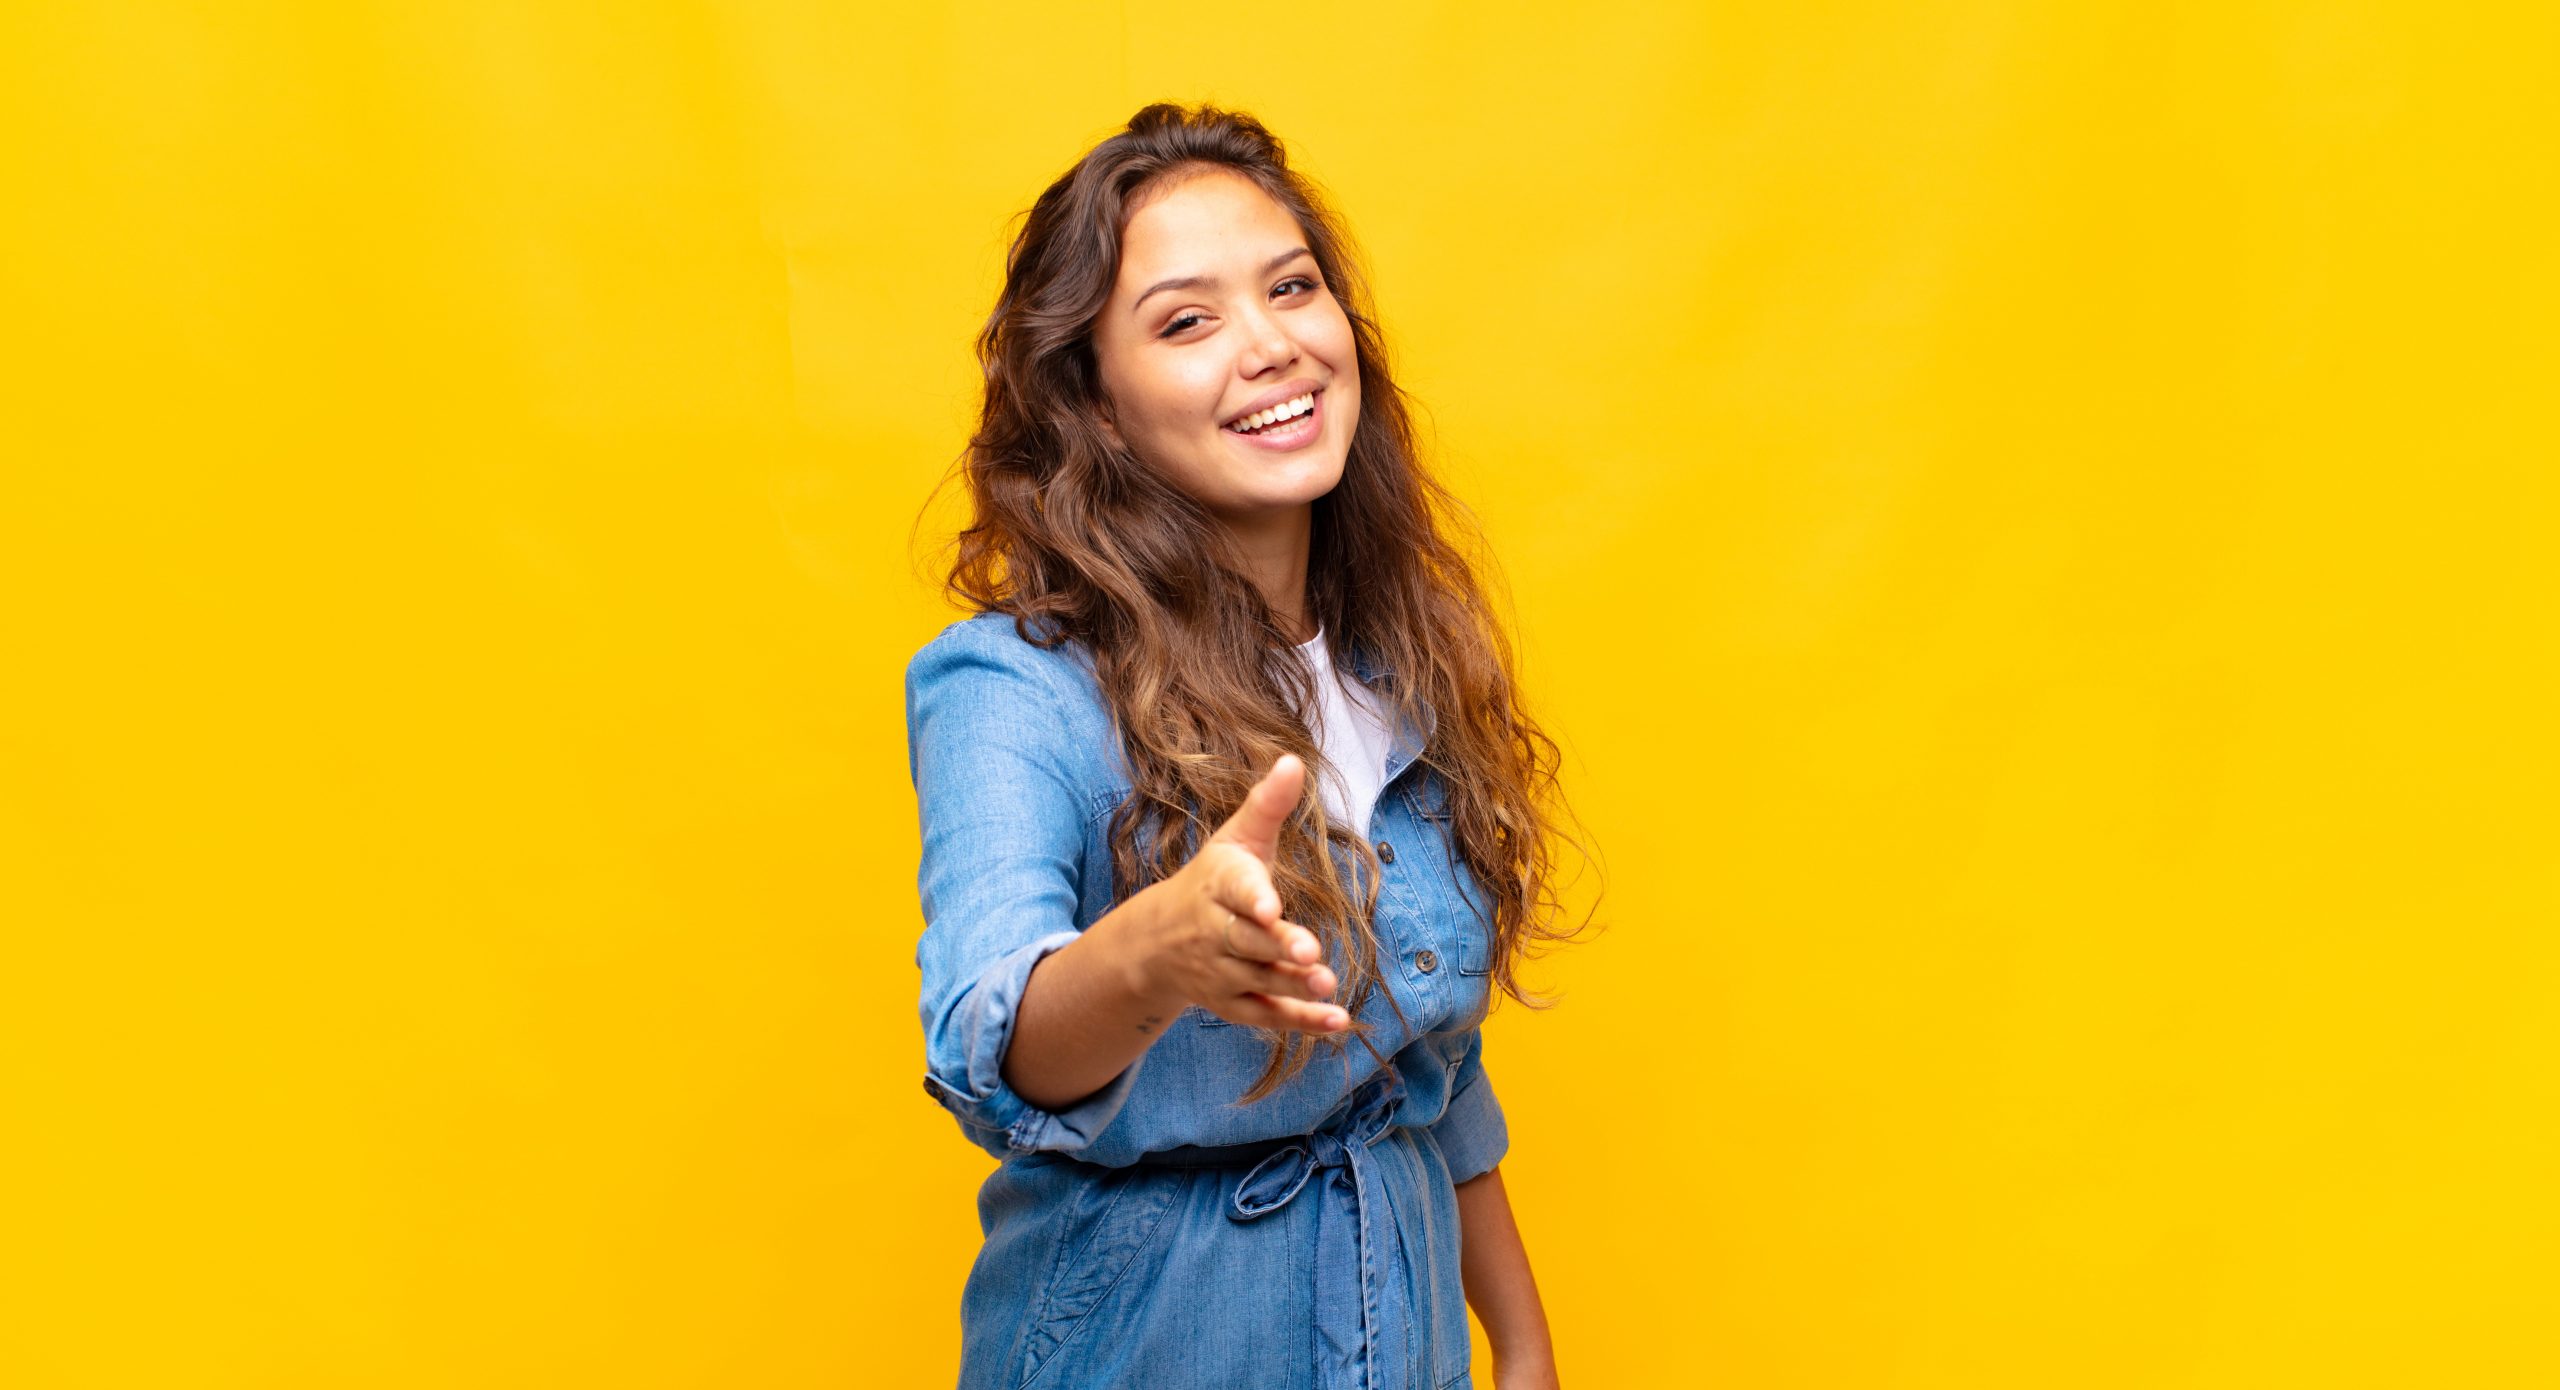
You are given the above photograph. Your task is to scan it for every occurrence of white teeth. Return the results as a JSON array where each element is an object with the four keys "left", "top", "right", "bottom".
[{"left": 1229, "top": 392, "right": 1315, "bottom": 433}]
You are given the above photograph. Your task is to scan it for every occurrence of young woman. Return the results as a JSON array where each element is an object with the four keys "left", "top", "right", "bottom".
[{"left": 905, "top": 102, "right": 1591, "bottom": 1390}]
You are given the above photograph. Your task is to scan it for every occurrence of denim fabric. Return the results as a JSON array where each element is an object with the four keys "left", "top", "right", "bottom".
[{"left": 906, "top": 611, "right": 1508, "bottom": 1390}]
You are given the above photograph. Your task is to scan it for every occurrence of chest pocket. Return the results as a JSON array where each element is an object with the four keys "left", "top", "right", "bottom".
[{"left": 1399, "top": 778, "right": 1496, "bottom": 978}]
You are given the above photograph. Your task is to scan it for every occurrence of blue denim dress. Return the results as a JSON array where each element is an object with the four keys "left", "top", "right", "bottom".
[{"left": 905, "top": 612, "right": 1509, "bottom": 1390}]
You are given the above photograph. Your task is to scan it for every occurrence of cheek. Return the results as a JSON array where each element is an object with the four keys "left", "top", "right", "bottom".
[
  {"left": 1316, "top": 300, "right": 1358, "bottom": 359},
  {"left": 1130, "top": 363, "right": 1225, "bottom": 436},
  {"left": 1098, "top": 339, "right": 1203, "bottom": 434},
  {"left": 1318, "top": 336, "right": 1361, "bottom": 424}
]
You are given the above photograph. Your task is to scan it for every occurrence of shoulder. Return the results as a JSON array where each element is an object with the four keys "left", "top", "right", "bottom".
[
  {"left": 905, "top": 611, "right": 1101, "bottom": 715},
  {"left": 909, "top": 610, "right": 1062, "bottom": 672},
  {"left": 904, "top": 613, "right": 1123, "bottom": 795}
]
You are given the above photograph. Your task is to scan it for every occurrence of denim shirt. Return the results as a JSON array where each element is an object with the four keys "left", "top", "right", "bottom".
[{"left": 904, "top": 611, "right": 1508, "bottom": 1390}]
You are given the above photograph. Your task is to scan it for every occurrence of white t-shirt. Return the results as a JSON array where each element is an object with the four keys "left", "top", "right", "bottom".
[{"left": 1291, "top": 626, "right": 1397, "bottom": 842}]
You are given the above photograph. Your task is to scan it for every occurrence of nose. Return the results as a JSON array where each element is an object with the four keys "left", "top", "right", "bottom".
[{"left": 1236, "top": 304, "right": 1299, "bottom": 378}]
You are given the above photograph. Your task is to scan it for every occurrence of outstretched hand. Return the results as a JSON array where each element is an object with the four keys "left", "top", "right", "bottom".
[{"left": 1134, "top": 754, "right": 1348, "bottom": 1033}]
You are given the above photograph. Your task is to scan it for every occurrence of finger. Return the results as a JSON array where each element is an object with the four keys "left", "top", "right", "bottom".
[
  {"left": 1208, "top": 754, "right": 1305, "bottom": 865},
  {"left": 1215, "top": 904, "right": 1286, "bottom": 964},
  {"left": 1231, "top": 991, "right": 1351, "bottom": 1034},
  {"left": 1269, "top": 958, "right": 1337, "bottom": 999},
  {"left": 1221, "top": 955, "right": 1337, "bottom": 1003},
  {"left": 1214, "top": 849, "right": 1282, "bottom": 930},
  {"left": 1268, "top": 917, "right": 1319, "bottom": 965},
  {"left": 1214, "top": 897, "right": 1319, "bottom": 967}
]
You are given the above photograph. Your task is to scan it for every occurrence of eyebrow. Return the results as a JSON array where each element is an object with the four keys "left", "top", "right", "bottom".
[{"left": 1131, "top": 246, "right": 1314, "bottom": 317}]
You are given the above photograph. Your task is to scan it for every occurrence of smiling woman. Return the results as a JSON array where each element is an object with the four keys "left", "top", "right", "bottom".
[
  {"left": 905, "top": 102, "right": 1593, "bottom": 1390},
  {"left": 1089, "top": 167, "right": 1362, "bottom": 609}
]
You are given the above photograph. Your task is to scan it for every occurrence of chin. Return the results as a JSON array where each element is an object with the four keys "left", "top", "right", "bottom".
[
  {"left": 1218, "top": 468, "right": 1343, "bottom": 517},
  {"left": 1280, "top": 455, "right": 1350, "bottom": 498}
]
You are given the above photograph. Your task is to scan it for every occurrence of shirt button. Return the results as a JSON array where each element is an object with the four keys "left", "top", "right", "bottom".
[
  {"left": 1376, "top": 840, "right": 1396, "bottom": 864},
  {"left": 1416, "top": 949, "right": 1438, "bottom": 973}
]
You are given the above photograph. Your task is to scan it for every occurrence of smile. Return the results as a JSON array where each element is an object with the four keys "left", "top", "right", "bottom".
[
  {"left": 1221, "top": 389, "right": 1323, "bottom": 451},
  {"left": 1224, "top": 391, "right": 1315, "bottom": 434}
]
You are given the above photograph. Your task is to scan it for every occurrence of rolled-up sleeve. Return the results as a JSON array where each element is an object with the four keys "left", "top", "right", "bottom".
[
  {"left": 1428, "top": 1028, "right": 1509, "bottom": 1183},
  {"left": 905, "top": 622, "right": 1144, "bottom": 1159}
]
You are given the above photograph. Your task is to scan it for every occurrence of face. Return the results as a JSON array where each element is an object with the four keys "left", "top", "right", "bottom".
[{"left": 1090, "top": 168, "right": 1361, "bottom": 533}]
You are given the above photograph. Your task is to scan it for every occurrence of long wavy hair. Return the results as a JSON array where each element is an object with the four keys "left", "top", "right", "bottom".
[{"left": 924, "top": 102, "right": 1601, "bottom": 1103}]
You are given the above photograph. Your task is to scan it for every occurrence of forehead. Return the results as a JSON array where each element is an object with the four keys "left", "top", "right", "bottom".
[{"left": 1114, "top": 169, "right": 1304, "bottom": 292}]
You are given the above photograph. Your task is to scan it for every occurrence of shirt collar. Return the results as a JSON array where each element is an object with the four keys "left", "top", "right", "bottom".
[{"left": 1342, "top": 638, "right": 1436, "bottom": 782}]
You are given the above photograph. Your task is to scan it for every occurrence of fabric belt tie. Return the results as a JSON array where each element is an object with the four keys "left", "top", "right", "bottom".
[{"left": 1140, "top": 1075, "right": 1405, "bottom": 1390}]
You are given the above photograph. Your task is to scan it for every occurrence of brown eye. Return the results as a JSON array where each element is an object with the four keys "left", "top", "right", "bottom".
[{"left": 1159, "top": 312, "right": 1202, "bottom": 339}]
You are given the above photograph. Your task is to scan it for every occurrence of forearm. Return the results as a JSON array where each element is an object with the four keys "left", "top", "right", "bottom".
[
  {"left": 1000, "top": 888, "right": 1180, "bottom": 1111},
  {"left": 1455, "top": 1165, "right": 1557, "bottom": 1384}
]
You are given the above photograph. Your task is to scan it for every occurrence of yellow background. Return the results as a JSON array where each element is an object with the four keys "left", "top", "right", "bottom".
[{"left": 5, "top": 2, "right": 2554, "bottom": 1385}]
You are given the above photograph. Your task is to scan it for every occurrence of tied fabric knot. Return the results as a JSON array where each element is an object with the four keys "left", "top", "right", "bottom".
[
  {"left": 1225, "top": 1075, "right": 1401, "bottom": 1224},
  {"left": 1220, "top": 1073, "right": 1407, "bottom": 1389}
]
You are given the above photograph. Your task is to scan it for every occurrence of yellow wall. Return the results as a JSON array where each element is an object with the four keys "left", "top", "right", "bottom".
[{"left": 6, "top": 2, "right": 2554, "bottom": 1385}]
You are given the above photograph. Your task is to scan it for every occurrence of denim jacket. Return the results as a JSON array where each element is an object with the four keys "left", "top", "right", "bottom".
[
  {"left": 904, "top": 611, "right": 1508, "bottom": 1389},
  {"left": 904, "top": 610, "right": 1507, "bottom": 1176}
]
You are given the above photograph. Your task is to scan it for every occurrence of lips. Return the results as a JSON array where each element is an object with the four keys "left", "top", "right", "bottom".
[
  {"left": 1219, "top": 378, "right": 1326, "bottom": 430},
  {"left": 1224, "top": 389, "right": 1316, "bottom": 435},
  {"left": 1222, "top": 386, "right": 1324, "bottom": 452}
]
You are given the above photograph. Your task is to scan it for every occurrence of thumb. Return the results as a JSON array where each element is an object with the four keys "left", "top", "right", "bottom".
[{"left": 1210, "top": 754, "right": 1305, "bottom": 864}]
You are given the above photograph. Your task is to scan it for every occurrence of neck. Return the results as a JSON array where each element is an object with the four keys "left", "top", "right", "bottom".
[{"left": 1220, "top": 502, "right": 1316, "bottom": 644}]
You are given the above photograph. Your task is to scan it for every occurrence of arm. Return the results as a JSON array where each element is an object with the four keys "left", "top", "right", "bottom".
[
  {"left": 1000, "top": 890, "right": 1176, "bottom": 1111},
  {"left": 911, "top": 624, "right": 1151, "bottom": 1157},
  {"left": 1456, "top": 1165, "right": 1559, "bottom": 1389},
  {"left": 907, "top": 624, "right": 1342, "bottom": 1136},
  {"left": 1003, "top": 755, "right": 1348, "bottom": 1111},
  {"left": 1427, "top": 1033, "right": 1547, "bottom": 1381}
]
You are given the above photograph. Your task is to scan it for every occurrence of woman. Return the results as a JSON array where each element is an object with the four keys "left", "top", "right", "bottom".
[{"left": 905, "top": 102, "right": 1592, "bottom": 1390}]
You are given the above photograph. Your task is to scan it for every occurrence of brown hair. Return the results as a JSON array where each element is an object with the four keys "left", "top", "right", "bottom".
[{"left": 926, "top": 101, "right": 1600, "bottom": 1102}]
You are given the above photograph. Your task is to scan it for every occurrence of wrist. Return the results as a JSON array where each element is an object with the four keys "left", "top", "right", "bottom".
[{"left": 1106, "top": 885, "right": 1185, "bottom": 1014}]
